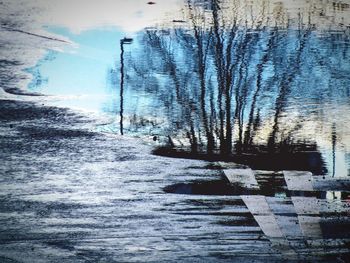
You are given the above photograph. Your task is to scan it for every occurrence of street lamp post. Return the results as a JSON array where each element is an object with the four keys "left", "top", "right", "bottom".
[{"left": 120, "top": 37, "right": 133, "bottom": 135}]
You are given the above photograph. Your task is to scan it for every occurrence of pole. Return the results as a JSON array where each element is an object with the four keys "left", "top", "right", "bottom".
[{"left": 120, "top": 39, "right": 125, "bottom": 135}]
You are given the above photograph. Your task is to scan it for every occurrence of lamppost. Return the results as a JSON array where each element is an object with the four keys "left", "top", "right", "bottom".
[{"left": 120, "top": 37, "right": 133, "bottom": 135}]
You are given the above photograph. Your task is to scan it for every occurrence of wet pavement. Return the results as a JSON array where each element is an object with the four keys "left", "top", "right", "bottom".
[{"left": 0, "top": 99, "right": 349, "bottom": 262}]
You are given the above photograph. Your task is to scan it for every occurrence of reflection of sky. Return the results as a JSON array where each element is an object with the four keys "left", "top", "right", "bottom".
[
  {"left": 28, "top": 26, "right": 162, "bottom": 120},
  {"left": 29, "top": 27, "right": 124, "bottom": 112},
  {"left": 34, "top": 27, "right": 122, "bottom": 94}
]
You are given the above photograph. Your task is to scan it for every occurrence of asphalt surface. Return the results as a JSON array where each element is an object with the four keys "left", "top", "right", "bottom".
[{"left": 0, "top": 99, "right": 349, "bottom": 262}]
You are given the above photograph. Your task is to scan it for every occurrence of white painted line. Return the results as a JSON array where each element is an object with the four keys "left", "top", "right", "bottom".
[
  {"left": 241, "top": 195, "right": 270, "bottom": 214},
  {"left": 275, "top": 215, "right": 304, "bottom": 238},
  {"left": 291, "top": 197, "right": 322, "bottom": 238},
  {"left": 216, "top": 162, "right": 247, "bottom": 169},
  {"left": 224, "top": 169, "right": 260, "bottom": 189},
  {"left": 266, "top": 197, "right": 303, "bottom": 238},
  {"left": 254, "top": 215, "right": 284, "bottom": 238},
  {"left": 241, "top": 195, "right": 283, "bottom": 238},
  {"left": 283, "top": 171, "right": 314, "bottom": 191},
  {"left": 291, "top": 197, "right": 320, "bottom": 215}
]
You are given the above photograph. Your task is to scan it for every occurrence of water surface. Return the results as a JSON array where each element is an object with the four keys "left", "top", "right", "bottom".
[{"left": 25, "top": 0, "right": 350, "bottom": 177}]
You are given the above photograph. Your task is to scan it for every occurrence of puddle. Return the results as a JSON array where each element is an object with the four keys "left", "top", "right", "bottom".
[{"left": 6, "top": 0, "right": 348, "bottom": 178}]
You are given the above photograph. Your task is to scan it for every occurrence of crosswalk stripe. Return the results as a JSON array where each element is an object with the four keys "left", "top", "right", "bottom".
[
  {"left": 283, "top": 171, "right": 314, "bottom": 191},
  {"left": 223, "top": 169, "right": 260, "bottom": 189}
]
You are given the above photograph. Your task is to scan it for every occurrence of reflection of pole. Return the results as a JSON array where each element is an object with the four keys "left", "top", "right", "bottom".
[
  {"left": 119, "top": 37, "right": 133, "bottom": 135},
  {"left": 332, "top": 123, "right": 337, "bottom": 178},
  {"left": 120, "top": 40, "right": 125, "bottom": 135}
]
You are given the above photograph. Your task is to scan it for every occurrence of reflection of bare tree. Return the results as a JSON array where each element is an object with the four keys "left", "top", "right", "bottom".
[
  {"left": 243, "top": 29, "right": 276, "bottom": 149},
  {"left": 211, "top": 0, "right": 234, "bottom": 155},
  {"left": 232, "top": 30, "right": 259, "bottom": 154},
  {"left": 267, "top": 24, "right": 311, "bottom": 152},
  {"left": 188, "top": 0, "right": 214, "bottom": 154},
  {"left": 141, "top": 29, "right": 201, "bottom": 152},
  {"left": 124, "top": 0, "right": 348, "bottom": 164}
]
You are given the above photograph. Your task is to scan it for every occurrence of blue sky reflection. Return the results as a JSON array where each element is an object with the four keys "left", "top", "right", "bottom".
[{"left": 29, "top": 27, "right": 127, "bottom": 113}]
